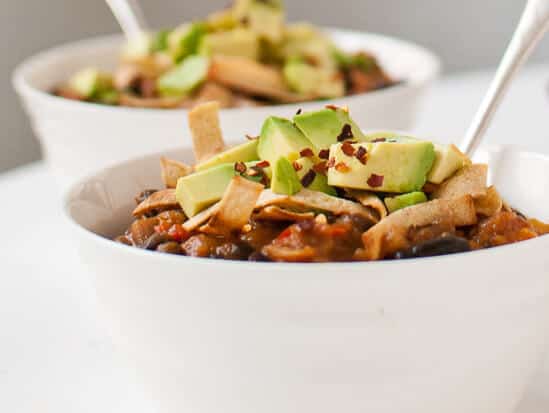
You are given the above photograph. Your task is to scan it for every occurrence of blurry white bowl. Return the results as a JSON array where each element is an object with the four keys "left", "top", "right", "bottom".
[
  {"left": 64, "top": 145, "right": 549, "bottom": 413},
  {"left": 14, "top": 29, "right": 440, "bottom": 190}
]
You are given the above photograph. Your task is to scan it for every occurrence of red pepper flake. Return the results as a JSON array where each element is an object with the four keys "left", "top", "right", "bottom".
[
  {"left": 355, "top": 146, "right": 368, "bottom": 164},
  {"left": 312, "top": 161, "right": 328, "bottom": 175},
  {"left": 245, "top": 134, "right": 259, "bottom": 141},
  {"left": 335, "top": 162, "right": 351, "bottom": 173},
  {"left": 367, "top": 174, "right": 384, "bottom": 188},
  {"left": 296, "top": 108, "right": 302, "bottom": 115},
  {"left": 292, "top": 161, "right": 303, "bottom": 171},
  {"left": 300, "top": 170, "right": 316, "bottom": 187},
  {"left": 337, "top": 124, "right": 354, "bottom": 142},
  {"left": 318, "top": 149, "right": 330, "bottom": 159},
  {"left": 371, "top": 137, "right": 387, "bottom": 143},
  {"left": 234, "top": 162, "right": 247, "bottom": 173},
  {"left": 327, "top": 157, "right": 336, "bottom": 168},
  {"left": 341, "top": 141, "right": 356, "bottom": 156},
  {"left": 325, "top": 104, "right": 339, "bottom": 111},
  {"left": 255, "top": 160, "right": 270, "bottom": 168},
  {"left": 300, "top": 148, "right": 315, "bottom": 157}
]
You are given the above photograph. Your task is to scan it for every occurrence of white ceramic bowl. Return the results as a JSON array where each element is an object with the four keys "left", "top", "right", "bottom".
[
  {"left": 14, "top": 29, "right": 440, "bottom": 189},
  {"left": 64, "top": 145, "right": 549, "bottom": 413}
]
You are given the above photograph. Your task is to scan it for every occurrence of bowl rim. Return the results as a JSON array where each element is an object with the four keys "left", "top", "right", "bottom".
[
  {"left": 12, "top": 27, "right": 441, "bottom": 117},
  {"left": 62, "top": 144, "right": 549, "bottom": 270}
]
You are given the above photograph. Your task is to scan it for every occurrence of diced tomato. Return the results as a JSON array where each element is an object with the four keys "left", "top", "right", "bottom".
[{"left": 168, "top": 224, "right": 189, "bottom": 242}]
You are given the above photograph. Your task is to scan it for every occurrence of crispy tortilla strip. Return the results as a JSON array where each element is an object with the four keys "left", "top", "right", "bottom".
[
  {"left": 209, "top": 56, "right": 309, "bottom": 103},
  {"left": 160, "top": 157, "right": 193, "bottom": 189},
  {"left": 360, "top": 195, "right": 477, "bottom": 261},
  {"left": 193, "top": 82, "right": 234, "bottom": 108},
  {"left": 200, "top": 176, "right": 264, "bottom": 235},
  {"left": 254, "top": 205, "right": 315, "bottom": 221},
  {"left": 345, "top": 190, "right": 388, "bottom": 220},
  {"left": 132, "top": 189, "right": 179, "bottom": 217},
  {"left": 119, "top": 93, "right": 187, "bottom": 109},
  {"left": 182, "top": 203, "right": 219, "bottom": 232},
  {"left": 474, "top": 186, "right": 503, "bottom": 217},
  {"left": 432, "top": 164, "right": 488, "bottom": 200},
  {"left": 256, "top": 189, "right": 379, "bottom": 224},
  {"left": 188, "top": 102, "right": 226, "bottom": 163}
]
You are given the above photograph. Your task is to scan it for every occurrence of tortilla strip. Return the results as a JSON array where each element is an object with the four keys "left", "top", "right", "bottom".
[
  {"left": 188, "top": 102, "right": 226, "bottom": 163},
  {"left": 193, "top": 82, "right": 234, "bottom": 108},
  {"left": 432, "top": 164, "right": 488, "bottom": 200},
  {"left": 360, "top": 195, "right": 477, "bottom": 261},
  {"left": 209, "top": 56, "right": 309, "bottom": 103},
  {"left": 345, "top": 190, "right": 388, "bottom": 220},
  {"left": 474, "top": 186, "right": 503, "bottom": 217},
  {"left": 160, "top": 157, "right": 193, "bottom": 189},
  {"left": 182, "top": 203, "right": 219, "bottom": 232},
  {"left": 256, "top": 189, "right": 379, "bottom": 224},
  {"left": 200, "top": 176, "right": 264, "bottom": 235},
  {"left": 132, "top": 189, "right": 179, "bottom": 217},
  {"left": 119, "top": 93, "right": 187, "bottom": 109},
  {"left": 254, "top": 205, "right": 315, "bottom": 221}
]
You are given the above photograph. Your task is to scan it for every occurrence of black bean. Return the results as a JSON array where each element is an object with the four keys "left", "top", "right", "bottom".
[
  {"left": 156, "top": 242, "right": 183, "bottom": 255},
  {"left": 394, "top": 235, "right": 471, "bottom": 259},
  {"left": 248, "top": 252, "right": 271, "bottom": 262},
  {"left": 142, "top": 233, "right": 172, "bottom": 250}
]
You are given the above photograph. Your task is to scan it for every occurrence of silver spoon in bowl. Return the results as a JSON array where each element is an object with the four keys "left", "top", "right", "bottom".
[
  {"left": 105, "top": 0, "right": 150, "bottom": 41},
  {"left": 461, "top": 0, "right": 549, "bottom": 156}
]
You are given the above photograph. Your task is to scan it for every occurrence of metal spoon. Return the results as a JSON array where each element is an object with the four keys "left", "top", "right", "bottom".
[
  {"left": 105, "top": 0, "right": 150, "bottom": 41},
  {"left": 461, "top": 0, "right": 549, "bottom": 156}
]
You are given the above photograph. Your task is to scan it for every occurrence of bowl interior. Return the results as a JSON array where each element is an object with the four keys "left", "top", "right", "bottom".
[
  {"left": 66, "top": 145, "right": 549, "bottom": 242},
  {"left": 15, "top": 29, "right": 440, "bottom": 97}
]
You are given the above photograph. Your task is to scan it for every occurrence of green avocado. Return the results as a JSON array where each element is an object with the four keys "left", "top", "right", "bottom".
[
  {"left": 327, "top": 140, "right": 436, "bottom": 193},
  {"left": 283, "top": 60, "right": 345, "bottom": 98},
  {"left": 195, "top": 140, "right": 259, "bottom": 172},
  {"left": 428, "top": 144, "right": 468, "bottom": 184},
  {"left": 246, "top": 1, "right": 284, "bottom": 43},
  {"left": 157, "top": 55, "right": 210, "bottom": 97},
  {"left": 176, "top": 161, "right": 261, "bottom": 217},
  {"left": 168, "top": 22, "right": 208, "bottom": 62},
  {"left": 384, "top": 192, "right": 428, "bottom": 213},
  {"left": 362, "top": 132, "right": 469, "bottom": 184},
  {"left": 293, "top": 108, "right": 366, "bottom": 151},
  {"left": 199, "top": 28, "right": 259, "bottom": 60},
  {"left": 257, "top": 116, "right": 313, "bottom": 166},
  {"left": 280, "top": 23, "right": 338, "bottom": 70},
  {"left": 271, "top": 157, "right": 302, "bottom": 195},
  {"left": 68, "top": 68, "right": 114, "bottom": 99},
  {"left": 294, "top": 157, "right": 337, "bottom": 196}
]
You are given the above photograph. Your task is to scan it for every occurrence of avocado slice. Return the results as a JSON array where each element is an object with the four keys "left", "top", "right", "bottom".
[
  {"left": 195, "top": 140, "right": 259, "bottom": 172},
  {"left": 294, "top": 157, "right": 337, "bottom": 196},
  {"left": 199, "top": 28, "right": 260, "bottom": 60},
  {"left": 157, "top": 55, "right": 210, "bottom": 97},
  {"left": 68, "top": 68, "right": 114, "bottom": 99},
  {"left": 362, "top": 132, "right": 469, "bottom": 184},
  {"left": 428, "top": 144, "right": 469, "bottom": 184},
  {"left": 327, "top": 140, "right": 436, "bottom": 193},
  {"left": 280, "top": 23, "right": 338, "bottom": 70},
  {"left": 283, "top": 60, "right": 345, "bottom": 98},
  {"left": 246, "top": 1, "right": 285, "bottom": 43},
  {"left": 257, "top": 116, "right": 313, "bottom": 166},
  {"left": 271, "top": 157, "right": 302, "bottom": 195},
  {"left": 293, "top": 108, "right": 366, "bottom": 151},
  {"left": 384, "top": 192, "right": 428, "bottom": 213},
  {"left": 176, "top": 161, "right": 261, "bottom": 217},
  {"left": 168, "top": 22, "right": 208, "bottom": 62}
]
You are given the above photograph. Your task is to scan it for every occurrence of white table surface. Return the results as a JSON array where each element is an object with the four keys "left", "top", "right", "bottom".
[{"left": 2, "top": 63, "right": 549, "bottom": 413}]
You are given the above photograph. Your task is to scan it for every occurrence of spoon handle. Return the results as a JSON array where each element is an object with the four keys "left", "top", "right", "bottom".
[
  {"left": 461, "top": 0, "right": 549, "bottom": 156},
  {"left": 105, "top": 0, "right": 149, "bottom": 40}
]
